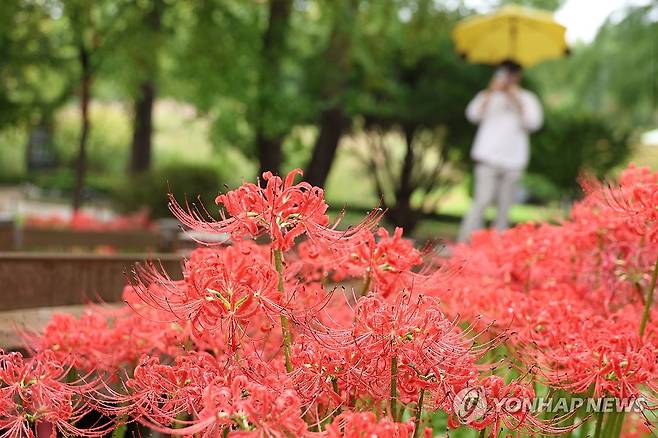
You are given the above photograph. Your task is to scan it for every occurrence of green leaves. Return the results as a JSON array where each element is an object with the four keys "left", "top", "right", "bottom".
[
  {"left": 529, "top": 110, "right": 631, "bottom": 195},
  {"left": 532, "top": 4, "right": 658, "bottom": 129}
]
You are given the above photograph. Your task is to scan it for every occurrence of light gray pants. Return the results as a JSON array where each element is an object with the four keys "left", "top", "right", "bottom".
[{"left": 457, "top": 162, "right": 522, "bottom": 242}]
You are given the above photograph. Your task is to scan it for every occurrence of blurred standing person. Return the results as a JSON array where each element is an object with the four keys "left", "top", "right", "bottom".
[{"left": 457, "top": 60, "right": 543, "bottom": 242}]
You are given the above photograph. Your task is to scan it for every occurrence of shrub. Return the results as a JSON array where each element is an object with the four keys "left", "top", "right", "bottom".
[
  {"left": 112, "top": 162, "right": 230, "bottom": 218},
  {"left": 529, "top": 110, "right": 632, "bottom": 197}
]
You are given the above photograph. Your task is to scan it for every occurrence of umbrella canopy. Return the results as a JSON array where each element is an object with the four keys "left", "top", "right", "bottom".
[{"left": 452, "top": 5, "right": 568, "bottom": 67}]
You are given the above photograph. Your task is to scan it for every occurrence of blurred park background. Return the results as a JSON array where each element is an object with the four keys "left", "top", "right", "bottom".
[{"left": 0, "top": 0, "right": 657, "bottom": 243}]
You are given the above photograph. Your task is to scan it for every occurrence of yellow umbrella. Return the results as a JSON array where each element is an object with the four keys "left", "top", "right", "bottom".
[{"left": 452, "top": 5, "right": 568, "bottom": 67}]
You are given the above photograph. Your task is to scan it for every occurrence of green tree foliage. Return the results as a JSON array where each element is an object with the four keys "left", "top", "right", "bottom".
[
  {"left": 524, "top": 4, "right": 653, "bottom": 200},
  {"left": 168, "top": 0, "right": 300, "bottom": 165},
  {"left": 0, "top": 1, "right": 75, "bottom": 127},
  {"left": 0, "top": 0, "right": 642, "bottom": 219},
  {"left": 58, "top": 0, "right": 136, "bottom": 209},
  {"left": 345, "top": 1, "right": 489, "bottom": 229},
  {"left": 530, "top": 110, "right": 631, "bottom": 196},
  {"left": 113, "top": 162, "right": 230, "bottom": 218},
  {"left": 119, "top": 0, "right": 167, "bottom": 173},
  {"left": 350, "top": 2, "right": 489, "bottom": 151},
  {"left": 533, "top": 4, "right": 658, "bottom": 128}
]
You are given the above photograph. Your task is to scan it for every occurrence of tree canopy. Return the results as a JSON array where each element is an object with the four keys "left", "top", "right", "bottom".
[{"left": 0, "top": 0, "right": 648, "bottom": 223}]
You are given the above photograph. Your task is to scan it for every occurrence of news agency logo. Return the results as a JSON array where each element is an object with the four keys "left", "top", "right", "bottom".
[
  {"left": 453, "top": 386, "right": 488, "bottom": 425},
  {"left": 453, "top": 386, "right": 650, "bottom": 425}
]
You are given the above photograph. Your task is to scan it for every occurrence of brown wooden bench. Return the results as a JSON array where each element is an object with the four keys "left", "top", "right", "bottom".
[
  {"left": 13, "top": 227, "right": 165, "bottom": 252},
  {"left": 0, "top": 252, "right": 182, "bottom": 311},
  {"left": 0, "top": 252, "right": 183, "bottom": 348},
  {"left": 0, "top": 217, "right": 233, "bottom": 253}
]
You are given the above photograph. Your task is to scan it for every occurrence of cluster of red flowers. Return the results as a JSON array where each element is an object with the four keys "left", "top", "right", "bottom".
[
  {"left": 24, "top": 210, "right": 153, "bottom": 231},
  {"left": 2, "top": 165, "right": 657, "bottom": 437},
  {"left": 438, "top": 164, "right": 658, "bottom": 435},
  {"left": 0, "top": 350, "right": 111, "bottom": 437}
]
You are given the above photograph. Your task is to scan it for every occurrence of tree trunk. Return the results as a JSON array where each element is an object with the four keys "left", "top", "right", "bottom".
[
  {"left": 255, "top": 0, "right": 291, "bottom": 177},
  {"left": 72, "top": 45, "right": 92, "bottom": 212},
  {"left": 257, "top": 133, "right": 283, "bottom": 178},
  {"left": 395, "top": 127, "right": 416, "bottom": 205},
  {"left": 304, "top": 107, "right": 349, "bottom": 187},
  {"left": 388, "top": 128, "right": 420, "bottom": 231},
  {"left": 130, "top": 0, "right": 163, "bottom": 174},
  {"left": 130, "top": 80, "right": 155, "bottom": 173},
  {"left": 304, "top": 0, "right": 356, "bottom": 188}
]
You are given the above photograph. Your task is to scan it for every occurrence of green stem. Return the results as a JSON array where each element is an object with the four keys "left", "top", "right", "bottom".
[
  {"left": 360, "top": 273, "right": 372, "bottom": 297},
  {"left": 602, "top": 410, "right": 619, "bottom": 437},
  {"left": 602, "top": 412, "right": 614, "bottom": 437},
  {"left": 279, "top": 314, "right": 293, "bottom": 373},
  {"left": 274, "top": 249, "right": 293, "bottom": 373},
  {"left": 615, "top": 413, "right": 626, "bottom": 437},
  {"left": 576, "top": 387, "right": 596, "bottom": 438},
  {"left": 111, "top": 422, "right": 127, "bottom": 438},
  {"left": 332, "top": 377, "right": 342, "bottom": 418},
  {"left": 639, "top": 258, "right": 658, "bottom": 338},
  {"left": 390, "top": 355, "right": 399, "bottom": 421},
  {"left": 592, "top": 411, "right": 604, "bottom": 438},
  {"left": 173, "top": 412, "right": 190, "bottom": 429},
  {"left": 274, "top": 249, "right": 285, "bottom": 293},
  {"left": 412, "top": 388, "right": 425, "bottom": 438},
  {"left": 609, "top": 411, "right": 625, "bottom": 438},
  {"left": 478, "top": 429, "right": 487, "bottom": 438},
  {"left": 577, "top": 416, "right": 589, "bottom": 438}
]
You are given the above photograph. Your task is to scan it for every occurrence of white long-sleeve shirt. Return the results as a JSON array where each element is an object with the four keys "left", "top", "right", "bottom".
[{"left": 465, "top": 89, "right": 543, "bottom": 170}]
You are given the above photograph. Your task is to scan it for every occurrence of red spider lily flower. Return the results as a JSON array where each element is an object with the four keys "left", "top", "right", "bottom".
[
  {"left": 135, "top": 373, "right": 308, "bottom": 437},
  {"left": 0, "top": 350, "right": 111, "bottom": 438},
  {"left": 349, "top": 293, "right": 479, "bottom": 399},
  {"left": 533, "top": 316, "right": 658, "bottom": 400},
  {"left": 473, "top": 376, "right": 536, "bottom": 432},
  {"left": 169, "top": 168, "right": 382, "bottom": 251},
  {"left": 131, "top": 242, "right": 280, "bottom": 349},
  {"left": 32, "top": 311, "right": 113, "bottom": 372},
  {"left": 580, "top": 164, "right": 658, "bottom": 243},
  {"left": 297, "top": 292, "right": 482, "bottom": 410},
  {"left": 293, "top": 239, "right": 352, "bottom": 283},
  {"left": 226, "top": 376, "right": 307, "bottom": 437},
  {"left": 33, "top": 304, "right": 192, "bottom": 373},
  {"left": 343, "top": 227, "right": 424, "bottom": 296},
  {"left": 324, "top": 411, "right": 416, "bottom": 438},
  {"left": 93, "top": 352, "right": 229, "bottom": 427},
  {"left": 289, "top": 334, "right": 346, "bottom": 408}
]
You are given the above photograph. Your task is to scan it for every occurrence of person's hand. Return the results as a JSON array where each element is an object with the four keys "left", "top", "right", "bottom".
[
  {"left": 505, "top": 84, "right": 523, "bottom": 113},
  {"left": 488, "top": 75, "right": 506, "bottom": 91}
]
